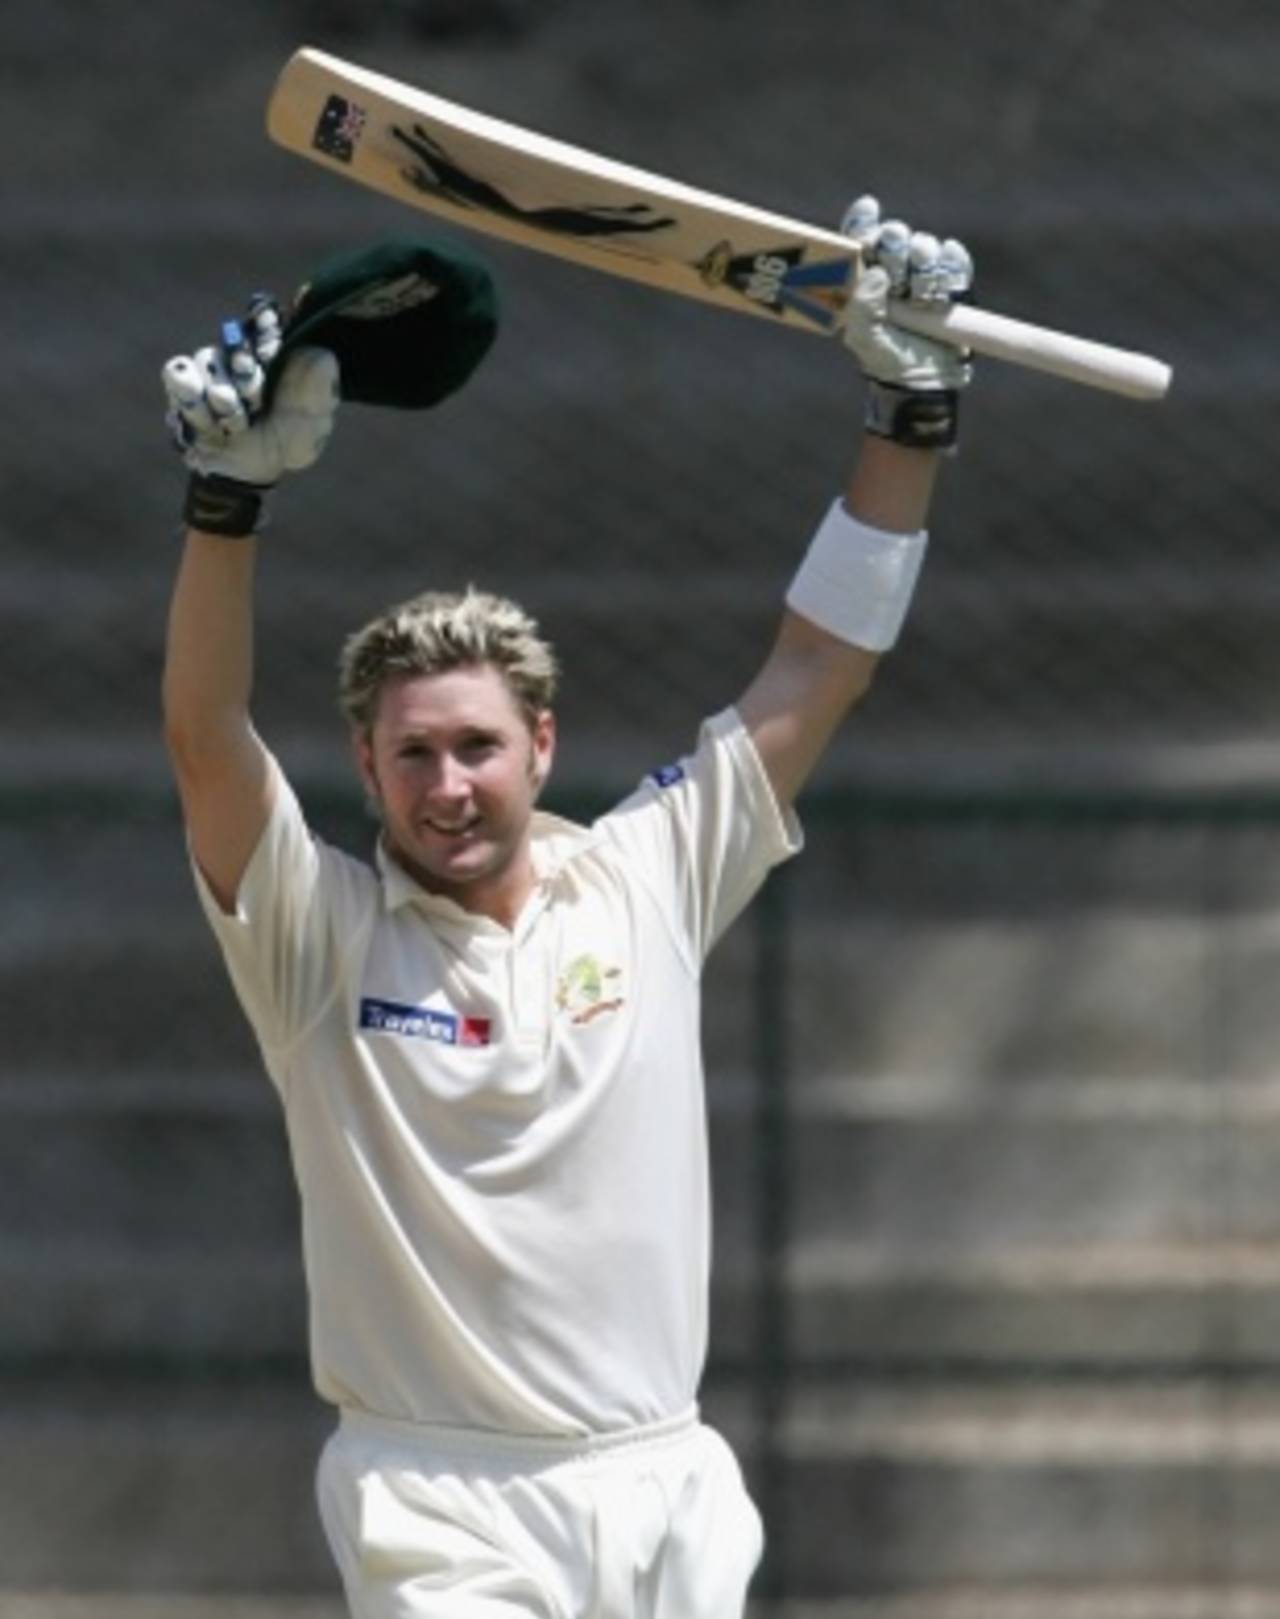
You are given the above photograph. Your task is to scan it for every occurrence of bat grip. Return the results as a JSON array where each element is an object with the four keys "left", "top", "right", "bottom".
[{"left": 893, "top": 301, "right": 1172, "bottom": 402}]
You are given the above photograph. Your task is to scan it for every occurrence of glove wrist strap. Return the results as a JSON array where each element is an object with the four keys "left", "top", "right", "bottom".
[
  {"left": 865, "top": 380, "right": 959, "bottom": 452},
  {"left": 183, "top": 472, "right": 267, "bottom": 539}
]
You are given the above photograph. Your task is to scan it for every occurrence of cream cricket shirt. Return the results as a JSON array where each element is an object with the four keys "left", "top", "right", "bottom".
[{"left": 195, "top": 707, "right": 800, "bottom": 1436}]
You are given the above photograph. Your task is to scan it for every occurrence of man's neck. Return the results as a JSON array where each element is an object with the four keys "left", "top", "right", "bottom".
[{"left": 385, "top": 840, "right": 538, "bottom": 932}]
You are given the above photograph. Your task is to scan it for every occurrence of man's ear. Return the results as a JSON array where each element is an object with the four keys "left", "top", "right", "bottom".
[
  {"left": 351, "top": 729, "right": 380, "bottom": 806},
  {"left": 530, "top": 709, "right": 556, "bottom": 793}
]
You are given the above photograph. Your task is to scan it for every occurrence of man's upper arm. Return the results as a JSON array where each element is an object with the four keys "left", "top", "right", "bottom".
[
  {"left": 163, "top": 530, "right": 275, "bottom": 914},
  {"left": 169, "top": 721, "right": 276, "bottom": 914},
  {"left": 736, "top": 609, "right": 880, "bottom": 811}
]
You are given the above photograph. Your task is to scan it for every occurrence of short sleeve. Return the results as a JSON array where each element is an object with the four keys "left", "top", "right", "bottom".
[
  {"left": 192, "top": 756, "right": 371, "bottom": 1080},
  {"left": 595, "top": 707, "right": 802, "bottom": 965}
]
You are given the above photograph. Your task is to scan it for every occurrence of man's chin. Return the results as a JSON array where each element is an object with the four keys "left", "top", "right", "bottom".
[{"left": 394, "top": 837, "right": 497, "bottom": 891}]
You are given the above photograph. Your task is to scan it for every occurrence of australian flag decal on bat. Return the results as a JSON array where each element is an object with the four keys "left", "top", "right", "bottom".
[
  {"left": 312, "top": 95, "right": 367, "bottom": 163},
  {"left": 696, "top": 240, "right": 853, "bottom": 331}
]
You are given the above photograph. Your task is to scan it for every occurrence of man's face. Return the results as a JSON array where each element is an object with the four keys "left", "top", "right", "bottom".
[{"left": 354, "top": 663, "right": 555, "bottom": 924}]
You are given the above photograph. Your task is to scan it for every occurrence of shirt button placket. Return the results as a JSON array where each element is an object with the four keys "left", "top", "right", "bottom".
[{"left": 511, "top": 931, "right": 547, "bottom": 1046}]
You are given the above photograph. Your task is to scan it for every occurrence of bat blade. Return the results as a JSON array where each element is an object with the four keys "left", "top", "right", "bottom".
[
  {"left": 267, "top": 47, "right": 861, "bottom": 337},
  {"left": 266, "top": 47, "right": 1171, "bottom": 401}
]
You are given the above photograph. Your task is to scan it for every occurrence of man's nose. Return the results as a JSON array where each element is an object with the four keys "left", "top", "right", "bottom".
[{"left": 426, "top": 752, "right": 469, "bottom": 799}]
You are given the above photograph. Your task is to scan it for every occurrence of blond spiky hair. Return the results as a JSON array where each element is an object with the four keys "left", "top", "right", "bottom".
[{"left": 338, "top": 586, "right": 559, "bottom": 736}]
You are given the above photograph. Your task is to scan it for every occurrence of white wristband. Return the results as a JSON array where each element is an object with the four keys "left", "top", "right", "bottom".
[{"left": 785, "top": 498, "right": 928, "bottom": 652}]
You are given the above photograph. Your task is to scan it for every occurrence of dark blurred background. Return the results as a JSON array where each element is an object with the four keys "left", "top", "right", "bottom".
[{"left": 4, "top": 2, "right": 1280, "bottom": 1616}]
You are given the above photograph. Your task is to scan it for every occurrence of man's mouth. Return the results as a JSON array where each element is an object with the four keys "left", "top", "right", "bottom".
[{"left": 422, "top": 814, "right": 482, "bottom": 838}]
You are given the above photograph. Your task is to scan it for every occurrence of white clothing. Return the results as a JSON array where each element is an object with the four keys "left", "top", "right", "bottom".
[
  {"left": 316, "top": 1405, "right": 764, "bottom": 1619},
  {"left": 195, "top": 707, "right": 800, "bottom": 1436}
]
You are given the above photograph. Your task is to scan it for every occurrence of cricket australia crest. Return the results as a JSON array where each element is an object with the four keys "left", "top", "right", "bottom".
[{"left": 555, "top": 954, "right": 625, "bottom": 1026}]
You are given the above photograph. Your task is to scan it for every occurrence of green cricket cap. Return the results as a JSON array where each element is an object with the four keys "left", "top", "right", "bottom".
[{"left": 273, "top": 237, "right": 498, "bottom": 409}]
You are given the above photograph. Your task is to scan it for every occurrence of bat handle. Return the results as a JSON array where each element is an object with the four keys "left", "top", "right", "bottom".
[{"left": 892, "top": 301, "right": 1172, "bottom": 402}]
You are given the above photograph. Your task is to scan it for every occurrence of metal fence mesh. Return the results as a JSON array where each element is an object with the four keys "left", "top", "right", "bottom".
[{"left": 5, "top": 0, "right": 1280, "bottom": 1611}]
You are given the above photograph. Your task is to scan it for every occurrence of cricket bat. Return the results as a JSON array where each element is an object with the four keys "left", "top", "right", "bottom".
[{"left": 266, "top": 47, "right": 1172, "bottom": 402}]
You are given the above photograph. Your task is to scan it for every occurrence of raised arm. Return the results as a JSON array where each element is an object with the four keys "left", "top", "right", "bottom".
[
  {"left": 738, "top": 435, "right": 943, "bottom": 808},
  {"left": 160, "top": 304, "right": 339, "bottom": 911},
  {"left": 738, "top": 196, "right": 974, "bottom": 809},
  {"left": 164, "top": 530, "right": 272, "bottom": 912}
]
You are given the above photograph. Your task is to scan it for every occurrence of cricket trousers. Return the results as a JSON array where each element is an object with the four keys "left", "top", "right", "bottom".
[{"left": 316, "top": 1404, "right": 764, "bottom": 1619}]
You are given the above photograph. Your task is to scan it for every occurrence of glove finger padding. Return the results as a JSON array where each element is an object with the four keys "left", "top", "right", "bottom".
[
  {"left": 182, "top": 347, "right": 340, "bottom": 485},
  {"left": 162, "top": 355, "right": 219, "bottom": 445},
  {"left": 244, "top": 296, "right": 283, "bottom": 368},
  {"left": 937, "top": 238, "right": 974, "bottom": 300},
  {"left": 161, "top": 350, "right": 244, "bottom": 446},
  {"left": 163, "top": 322, "right": 272, "bottom": 449},
  {"left": 847, "top": 264, "right": 972, "bottom": 392},
  {"left": 839, "top": 193, "right": 974, "bottom": 451},
  {"left": 195, "top": 345, "right": 254, "bottom": 432},
  {"left": 175, "top": 346, "right": 339, "bottom": 538},
  {"left": 841, "top": 208, "right": 974, "bottom": 383},
  {"left": 840, "top": 193, "right": 882, "bottom": 246}
]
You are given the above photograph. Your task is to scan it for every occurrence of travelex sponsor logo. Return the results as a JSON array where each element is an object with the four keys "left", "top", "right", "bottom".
[
  {"left": 649, "top": 762, "right": 686, "bottom": 789},
  {"left": 359, "top": 997, "right": 492, "bottom": 1047}
]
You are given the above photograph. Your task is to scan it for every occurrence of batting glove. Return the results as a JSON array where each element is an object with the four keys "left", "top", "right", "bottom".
[
  {"left": 162, "top": 296, "right": 340, "bottom": 537},
  {"left": 839, "top": 195, "right": 973, "bottom": 451}
]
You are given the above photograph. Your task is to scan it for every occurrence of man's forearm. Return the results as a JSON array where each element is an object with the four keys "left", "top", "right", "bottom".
[
  {"left": 162, "top": 529, "right": 259, "bottom": 754},
  {"left": 843, "top": 436, "right": 943, "bottom": 535}
]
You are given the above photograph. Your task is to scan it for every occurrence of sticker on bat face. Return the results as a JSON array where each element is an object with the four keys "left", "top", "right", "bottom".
[
  {"left": 313, "top": 95, "right": 368, "bottom": 163},
  {"left": 696, "top": 241, "right": 854, "bottom": 330},
  {"left": 391, "top": 123, "right": 677, "bottom": 243}
]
